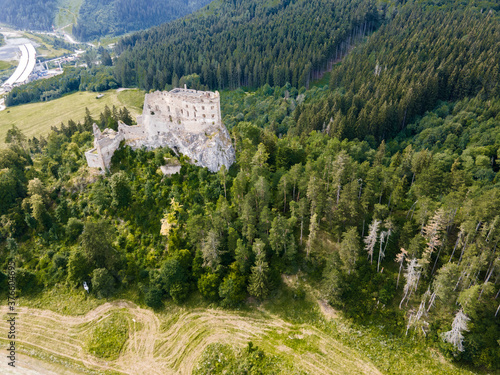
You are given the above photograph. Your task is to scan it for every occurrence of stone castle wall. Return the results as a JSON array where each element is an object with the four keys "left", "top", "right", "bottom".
[
  {"left": 117, "top": 121, "right": 146, "bottom": 148},
  {"left": 85, "top": 87, "right": 235, "bottom": 173},
  {"left": 143, "top": 89, "right": 221, "bottom": 134}
]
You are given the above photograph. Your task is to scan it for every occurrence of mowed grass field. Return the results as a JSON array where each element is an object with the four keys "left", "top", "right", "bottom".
[
  {"left": 0, "top": 285, "right": 480, "bottom": 375},
  {"left": 0, "top": 289, "right": 479, "bottom": 375},
  {"left": 0, "top": 89, "right": 145, "bottom": 147}
]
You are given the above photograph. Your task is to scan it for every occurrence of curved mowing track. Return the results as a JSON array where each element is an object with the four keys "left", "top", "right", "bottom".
[{"left": 0, "top": 301, "right": 382, "bottom": 374}]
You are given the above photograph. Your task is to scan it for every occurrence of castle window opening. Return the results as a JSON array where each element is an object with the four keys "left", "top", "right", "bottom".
[
  {"left": 168, "top": 106, "right": 170, "bottom": 112},
  {"left": 203, "top": 114, "right": 206, "bottom": 118},
  {"left": 187, "top": 111, "right": 189, "bottom": 117},
  {"left": 212, "top": 114, "right": 215, "bottom": 118},
  {"left": 202, "top": 106, "right": 205, "bottom": 110},
  {"left": 181, "top": 109, "right": 183, "bottom": 114},
  {"left": 211, "top": 106, "right": 214, "bottom": 110}
]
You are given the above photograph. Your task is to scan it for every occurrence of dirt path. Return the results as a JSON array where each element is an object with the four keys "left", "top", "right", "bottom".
[{"left": 0, "top": 301, "right": 383, "bottom": 375}]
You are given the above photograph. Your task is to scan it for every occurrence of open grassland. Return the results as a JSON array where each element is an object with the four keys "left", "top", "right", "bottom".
[
  {"left": 0, "top": 300, "right": 383, "bottom": 375},
  {"left": 0, "top": 89, "right": 145, "bottom": 146},
  {"left": 0, "top": 60, "right": 16, "bottom": 71},
  {"left": 0, "top": 285, "right": 479, "bottom": 375}
]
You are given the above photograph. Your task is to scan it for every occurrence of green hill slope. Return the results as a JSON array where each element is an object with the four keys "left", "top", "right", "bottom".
[
  {"left": 72, "top": 0, "right": 213, "bottom": 41},
  {"left": 0, "top": 0, "right": 211, "bottom": 40}
]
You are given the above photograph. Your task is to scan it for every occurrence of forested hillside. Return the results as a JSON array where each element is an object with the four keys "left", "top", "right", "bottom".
[
  {"left": 0, "top": 0, "right": 57, "bottom": 30},
  {"left": 1, "top": 84, "right": 499, "bottom": 369},
  {"left": 114, "top": 0, "right": 499, "bottom": 143},
  {"left": 0, "top": 0, "right": 210, "bottom": 40},
  {"left": 294, "top": 0, "right": 500, "bottom": 141},
  {"left": 72, "top": 0, "right": 213, "bottom": 41},
  {"left": 5, "top": 66, "right": 118, "bottom": 106},
  {"left": 114, "top": 0, "right": 380, "bottom": 90}
]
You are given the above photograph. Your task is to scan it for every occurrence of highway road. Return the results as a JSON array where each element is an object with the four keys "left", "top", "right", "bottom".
[{"left": 2, "top": 43, "right": 36, "bottom": 87}]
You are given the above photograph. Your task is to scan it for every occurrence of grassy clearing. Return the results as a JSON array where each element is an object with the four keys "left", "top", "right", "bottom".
[
  {"left": 98, "top": 35, "right": 126, "bottom": 48},
  {"left": 16, "top": 285, "right": 105, "bottom": 315},
  {"left": 85, "top": 310, "right": 130, "bottom": 360},
  {"left": 117, "top": 89, "right": 145, "bottom": 110},
  {"left": 23, "top": 32, "right": 72, "bottom": 59},
  {"left": 310, "top": 71, "right": 331, "bottom": 88},
  {"left": 63, "top": 25, "right": 74, "bottom": 35},
  {"left": 0, "top": 89, "right": 145, "bottom": 146},
  {"left": 0, "top": 289, "right": 481, "bottom": 375},
  {"left": 262, "top": 285, "right": 479, "bottom": 375},
  {"left": 0, "top": 60, "right": 15, "bottom": 71},
  {"left": 14, "top": 348, "right": 118, "bottom": 375},
  {"left": 55, "top": 0, "right": 84, "bottom": 30}
]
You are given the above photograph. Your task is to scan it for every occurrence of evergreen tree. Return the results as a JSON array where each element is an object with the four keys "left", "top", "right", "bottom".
[{"left": 248, "top": 239, "right": 269, "bottom": 300}]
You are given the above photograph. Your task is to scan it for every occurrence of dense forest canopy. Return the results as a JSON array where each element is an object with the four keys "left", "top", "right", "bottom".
[
  {"left": 0, "top": 0, "right": 211, "bottom": 40},
  {"left": 294, "top": 0, "right": 500, "bottom": 141},
  {"left": 114, "top": 0, "right": 380, "bottom": 90},
  {"left": 73, "top": 0, "right": 213, "bottom": 41},
  {"left": 0, "top": 0, "right": 57, "bottom": 30},
  {"left": 112, "top": 0, "right": 500, "bottom": 144}
]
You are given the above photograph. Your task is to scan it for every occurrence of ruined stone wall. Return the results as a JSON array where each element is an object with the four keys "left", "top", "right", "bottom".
[
  {"left": 85, "top": 148, "right": 104, "bottom": 170},
  {"left": 86, "top": 88, "right": 235, "bottom": 173},
  {"left": 96, "top": 133, "right": 123, "bottom": 169},
  {"left": 118, "top": 121, "right": 147, "bottom": 148},
  {"left": 143, "top": 89, "right": 221, "bottom": 135}
]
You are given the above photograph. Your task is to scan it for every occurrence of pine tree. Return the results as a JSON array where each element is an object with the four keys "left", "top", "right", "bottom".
[
  {"left": 248, "top": 239, "right": 269, "bottom": 300},
  {"left": 305, "top": 213, "right": 318, "bottom": 258},
  {"left": 338, "top": 227, "right": 360, "bottom": 274},
  {"left": 201, "top": 230, "right": 220, "bottom": 272},
  {"left": 400, "top": 258, "right": 422, "bottom": 308},
  {"left": 420, "top": 208, "right": 446, "bottom": 272}
]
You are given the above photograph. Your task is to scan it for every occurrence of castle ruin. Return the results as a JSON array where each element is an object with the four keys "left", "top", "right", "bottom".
[{"left": 85, "top": 86, "right": 236, "bottom": 173}]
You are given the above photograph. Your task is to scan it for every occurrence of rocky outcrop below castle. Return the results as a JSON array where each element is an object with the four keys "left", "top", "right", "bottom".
[
  {"left": 85, "top": 87, "right": 235, "bottom": 173},
  {"left": 144, "top": 120, "right": 235, "bottom": 173}
]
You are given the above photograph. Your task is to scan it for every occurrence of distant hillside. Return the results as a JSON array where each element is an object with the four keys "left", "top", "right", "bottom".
[
  {"left": 291, "top": 0, "right": 500, "bottom": 141},
  {"left": 72, "top": 0, "right": 213, "bottom": 41},
  {"left": 0, "top": 0, "right": 57, "bottom": 30},
  {"left": 0, "top": 0, "right": 210, "bottom": 40},
  {"left": 114, "top": 0, "right": 380, "bottom": 90}
]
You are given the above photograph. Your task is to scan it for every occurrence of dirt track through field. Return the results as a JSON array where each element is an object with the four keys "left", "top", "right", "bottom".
[{"left": 0, "top": 301, "right": 383, "bottom": 374}]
